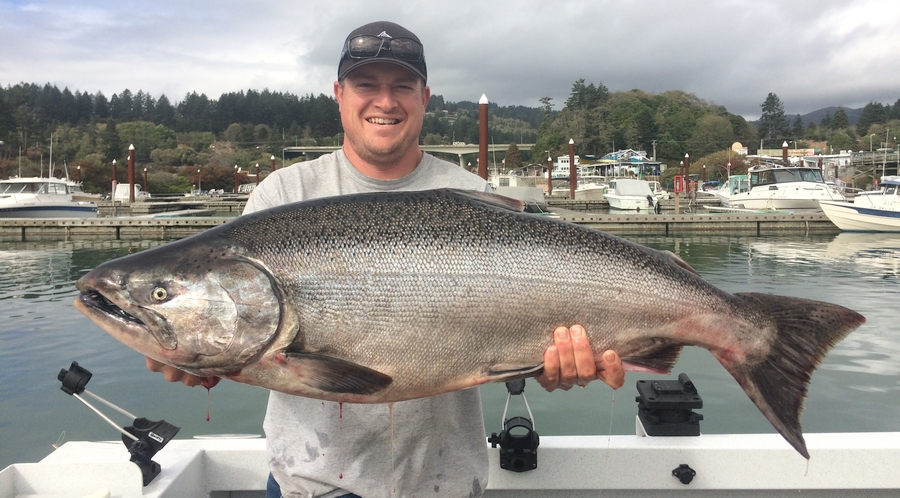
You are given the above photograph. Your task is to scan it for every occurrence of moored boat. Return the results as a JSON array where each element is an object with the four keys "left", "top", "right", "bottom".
[
  {"left": 819, "top": 176, "right": 900, "bottom": 232},
  {"left": 725, "top": 164, "right": 845, "bottom": 210},
  {"left": 604, "top": 178, "right": 658, "bottom": 211},
  {"left": 0, "top": 177, "right": 98, "bottom": 218}
]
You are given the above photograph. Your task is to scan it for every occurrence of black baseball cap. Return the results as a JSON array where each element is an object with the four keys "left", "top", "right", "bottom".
[{"left": 338, "top": 21, "right": 427, "bottom": 84}]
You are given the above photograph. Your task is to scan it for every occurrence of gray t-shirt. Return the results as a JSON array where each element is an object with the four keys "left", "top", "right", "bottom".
[{"left": 243, "top": 150, "right": 492, "bottom": 498}]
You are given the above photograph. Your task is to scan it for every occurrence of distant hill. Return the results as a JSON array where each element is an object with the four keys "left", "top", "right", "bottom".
[{"left": 796, "top": 106, "right": 864, "bottom": 127}]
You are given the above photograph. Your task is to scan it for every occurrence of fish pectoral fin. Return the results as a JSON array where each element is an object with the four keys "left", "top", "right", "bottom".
[
  {"left": 281, "top": 352, "right": 393, "bottom": 395},
  {"left": 486, "top": 363, "right": 545, "bottom": 382}
]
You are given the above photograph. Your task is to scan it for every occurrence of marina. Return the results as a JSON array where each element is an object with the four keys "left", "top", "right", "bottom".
[{"left": 0, "top": 198, "right": 838, "bottom": 241}]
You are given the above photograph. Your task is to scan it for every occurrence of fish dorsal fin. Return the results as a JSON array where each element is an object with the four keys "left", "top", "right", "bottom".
[
  {"left": 661, "top": 250, "right": 700, "bottom": 275},
  {"left": 447, "top": 189, "right": 526, "bottom": 212}
]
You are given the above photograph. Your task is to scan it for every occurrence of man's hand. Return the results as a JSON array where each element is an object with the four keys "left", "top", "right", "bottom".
[
  {"left": 145, "top": 357, "right": 221, "bottom": 389},
  {"left": 535, "top": 325, "right": 624, "bottom": 392}
]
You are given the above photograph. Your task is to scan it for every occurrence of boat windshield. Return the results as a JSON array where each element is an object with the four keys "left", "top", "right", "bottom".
[
  {"left": 0, "top": 181, "right": 68, "bottom": 195},
  {"left": 752, "top": 168, "right": 824, "bottom": 186}
]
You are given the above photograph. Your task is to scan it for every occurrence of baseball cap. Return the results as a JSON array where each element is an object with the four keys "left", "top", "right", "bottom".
[{"left": 337, "top": 21, "right": 427, "bottom": 84}]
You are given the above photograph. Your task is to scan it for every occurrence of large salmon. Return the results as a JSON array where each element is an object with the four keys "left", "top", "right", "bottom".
[{"left": 74, "top": 189, "right": 864, "bottom": 458}]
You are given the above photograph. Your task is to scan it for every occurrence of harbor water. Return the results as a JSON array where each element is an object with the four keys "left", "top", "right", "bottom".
[{"left": 1, "top": 232, "right": 899, "bottom": 470}]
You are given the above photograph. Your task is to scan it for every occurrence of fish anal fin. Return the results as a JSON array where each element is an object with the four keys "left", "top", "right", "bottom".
[
  {"left": 486, "top": 362, "right": 545, "bottom": 383},
  {"left": 621, "top": 340, "right": 683, "bottom": 375},
  {"left": 715, "top": 293, "right": 865, "bottom": 459},
  {"left": 281, "top": 351, "right": 392, "bottom": 395}
]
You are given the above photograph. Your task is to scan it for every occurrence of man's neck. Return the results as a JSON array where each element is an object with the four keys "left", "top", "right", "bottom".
[{"left": 342, "top": 146, "right": 424, "bottom": 180}]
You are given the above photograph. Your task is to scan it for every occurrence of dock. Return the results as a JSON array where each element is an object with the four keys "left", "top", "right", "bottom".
[{"left": 1, "top": 209, "right": 838, "bottom": 242}]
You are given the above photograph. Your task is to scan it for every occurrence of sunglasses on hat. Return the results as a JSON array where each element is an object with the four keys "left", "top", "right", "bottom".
[{"left": 344, "top": 35, "right": 424, "bottom": 62}]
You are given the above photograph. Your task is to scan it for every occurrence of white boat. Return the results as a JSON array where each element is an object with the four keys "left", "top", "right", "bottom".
[
  {"left": 114, "top": 183, "right": 152, "bottom": 203},
  {"left": 3, "top": 430, "right": 899, "bottom": 497},
  {"left": 0, "top": 177, "right": 98, "bottom": 218},
  {"left": 67, "top": 180, "right": 103, "bottom": 203},
  {"left": 724, "top": 164, "right": 846, "bottom": 210},
  {"left": 647, "top": 180, "right": 670, "bottom": 200},
  {"left": 716, "top": 174, "right": 749, "bottom": 207},
  {"left": 574, "top": 175, "right": 608, "bottom": 201},
  {"left": 819, "top": 176, "right": 900, "bottom": 231},
  {"left": 604, "top": 179, "right": 658, "bottom": 211}
]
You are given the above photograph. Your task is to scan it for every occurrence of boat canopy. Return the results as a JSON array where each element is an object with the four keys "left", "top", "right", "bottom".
[{"left": 613, "top": 179, "right": 653, "bottom": 196}]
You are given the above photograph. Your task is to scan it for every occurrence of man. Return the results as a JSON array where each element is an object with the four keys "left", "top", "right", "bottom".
[{"left": 149, "top": 21, "right": 624, "bottom": 497}]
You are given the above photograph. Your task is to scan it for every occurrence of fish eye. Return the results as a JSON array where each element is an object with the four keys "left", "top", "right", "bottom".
[{"left": 152, "top": 287, "right": 168, "bottom": 301}]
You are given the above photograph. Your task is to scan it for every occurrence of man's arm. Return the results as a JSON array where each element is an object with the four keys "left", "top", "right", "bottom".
[{"left": 536, "top": 325, "right": 625, "bottom": 391}]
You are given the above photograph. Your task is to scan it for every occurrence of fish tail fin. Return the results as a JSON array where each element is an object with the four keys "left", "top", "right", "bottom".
[{"left": 718, "top": 293, "right": 865, "bottom": 459}]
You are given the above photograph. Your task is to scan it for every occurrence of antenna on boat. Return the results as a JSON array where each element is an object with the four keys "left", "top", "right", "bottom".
[{"left": 57, "top": 361, "right": 180, "bottom": 486}]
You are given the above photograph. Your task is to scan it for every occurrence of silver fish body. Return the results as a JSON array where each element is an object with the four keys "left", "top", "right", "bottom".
[{"left": 75, "top": 189, "right": 864, "bottom": 458}]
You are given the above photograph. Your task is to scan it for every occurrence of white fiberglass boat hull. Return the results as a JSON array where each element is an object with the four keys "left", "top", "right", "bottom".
[
  {"left": 4, "top": 430, "right": 900, "bottom": 497},
  {"left": 819, "top": 200, "right": 900, "bottom": 232}
]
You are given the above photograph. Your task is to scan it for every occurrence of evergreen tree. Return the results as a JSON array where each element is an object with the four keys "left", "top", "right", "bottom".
[
  {"left": 832, "top": 107, "right": 850, "bottom": 129},
  {"left": 94, "top": 92, "right": 109, "bottom": 119},
  {"left": 504, "top": 142, "right": 522, "bottom": 171},
  {"left": 856, "top": 101, "right": 886, "bottom": 136},
  {"left": 757, "top": 93, "right": 788, "bottom": 145},
  {"left": 154, "top": 94, "right": 176, "bottom": 129},
  {"left": 790, "top": 114, "right": 804, "bottom": 138},
  {"left": 820, "top": 111, "right": 832, "bottom": 129}
]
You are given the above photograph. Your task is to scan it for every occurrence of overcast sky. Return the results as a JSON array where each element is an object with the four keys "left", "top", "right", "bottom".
[{"left": 2, "top": 0, "right": 897, "bottom": 120}]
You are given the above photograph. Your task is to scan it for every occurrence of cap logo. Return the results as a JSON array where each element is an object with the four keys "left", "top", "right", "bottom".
[{"left": 377, "top": 31, "right": 392, "bottom": 38}]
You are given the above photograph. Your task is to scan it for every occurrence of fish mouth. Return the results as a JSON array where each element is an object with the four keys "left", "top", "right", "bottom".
[{"left": 79, "top": 290, "right": 147, "bottom": 328}]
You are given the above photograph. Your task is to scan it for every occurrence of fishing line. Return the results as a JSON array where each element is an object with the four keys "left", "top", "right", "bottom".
[{"left": 606, "top": 390, "right": 616, "bottom": 457}]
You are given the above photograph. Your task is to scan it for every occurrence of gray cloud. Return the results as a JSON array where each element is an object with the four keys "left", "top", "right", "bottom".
[{"left": 2, "top": 0, "right": 896, "bottom": 119}]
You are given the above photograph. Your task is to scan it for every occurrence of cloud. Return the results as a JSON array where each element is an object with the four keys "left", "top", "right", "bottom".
[{"left": 1, "top": 0, "right": 897, "bottom": 119}]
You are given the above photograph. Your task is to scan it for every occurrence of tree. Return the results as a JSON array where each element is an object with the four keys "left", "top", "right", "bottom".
[
  {"left": 504, "top": 143, "right": 522, "bottom": 171},
  {"left": 757, "top": 93, "right": 788, "bottom": 145},
  {"left": 827, "top": 131, "right": 855, "bottom": 152},
  {"left": 856, "top": 101, "right": 886, "bottom": 136},
  {"left": 154, "top": 94, "right": 176, "bottom": 129},
  {"left": 790, "top": 114, "right": 804, "bottom": 138},
  {"left": 538, "top": 97, "right": 554, "bottom": 120},
  {"left": 565, "top": 79, "right": 609, "bottom": 111},
  {"left": 832, "top": 107, "right": 850, "bottom": 130}
]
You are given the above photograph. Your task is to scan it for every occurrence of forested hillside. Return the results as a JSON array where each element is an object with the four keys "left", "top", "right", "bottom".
[{"left": 1, "top": 81, "right": 896, "bottom": 194}]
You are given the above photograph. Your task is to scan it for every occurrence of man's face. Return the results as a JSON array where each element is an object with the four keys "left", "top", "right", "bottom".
[{"left": 335, "top": 62, "right": 430, "bottom": 169}]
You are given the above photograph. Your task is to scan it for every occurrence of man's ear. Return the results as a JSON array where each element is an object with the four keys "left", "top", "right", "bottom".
[
  {"left": 422, "top": 85, "right": 431, "bottom": 108},
  {"left": 334, "top": 80, "right": 343, "bottom": 110}
]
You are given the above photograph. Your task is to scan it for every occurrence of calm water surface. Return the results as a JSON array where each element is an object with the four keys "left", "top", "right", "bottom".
[{"left": 1, "top": 232, "right": 898, "bottom": 469}]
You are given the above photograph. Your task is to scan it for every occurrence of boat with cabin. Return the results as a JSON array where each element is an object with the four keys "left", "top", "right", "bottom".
[
  {"left": 819, "top": 176, "right": 900, "bottom": 231},
  {"left": 0, "top": 177, "right": 98, "bottom": 218},
  {"left": 722, "top": 163, "right": 846, "bottom": 210},
  {"left": 604, "top": 178, "right": 658, "bottom": 211}
]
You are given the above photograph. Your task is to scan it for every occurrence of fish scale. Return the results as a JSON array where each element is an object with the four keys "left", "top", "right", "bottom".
[{"left": 75, "top": 188, "right": 865, "bottom": 458}]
